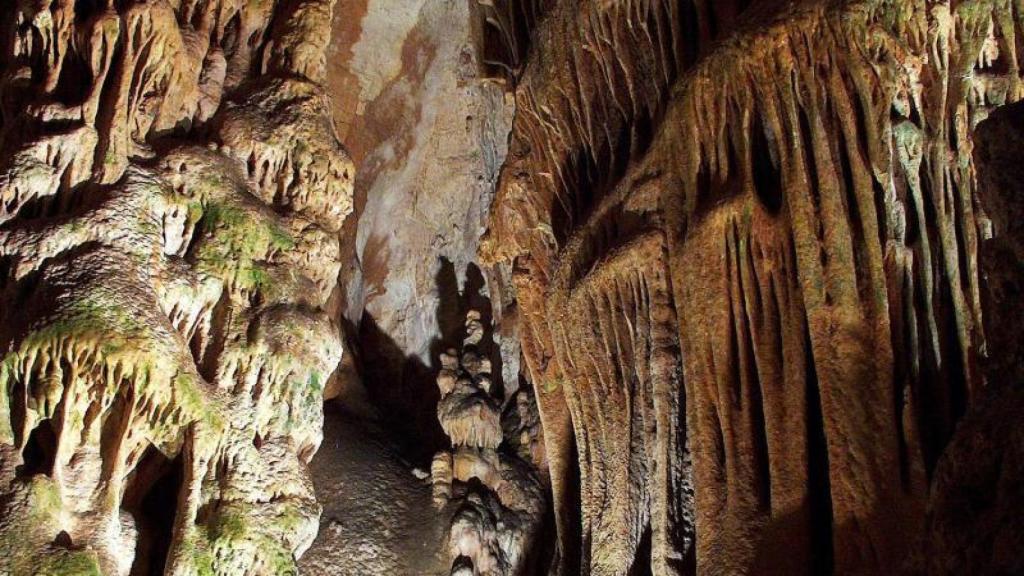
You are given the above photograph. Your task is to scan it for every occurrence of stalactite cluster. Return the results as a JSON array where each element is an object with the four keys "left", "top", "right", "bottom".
[
  {"left": 2, "top": 0, "right": 1024, "bottom": 573},
  {"left": 0, "top": 0, "right": 352, "bottom": 572},
  {"left": 482, "top": 0, "right": 1024, "bottom": 574}
]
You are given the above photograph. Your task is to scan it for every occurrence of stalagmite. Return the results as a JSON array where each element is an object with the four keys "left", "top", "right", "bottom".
[{"left": 431, "top": 311, "right": 545, "bottom": 576}]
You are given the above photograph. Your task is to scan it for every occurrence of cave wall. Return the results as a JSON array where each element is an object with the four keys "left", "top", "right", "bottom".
[
  {"left": 325, "top": 0, "right": 519, "bottom": 461},
  {"left": 482, "top": 0, "right": 1024, "bottom": 574},
  {"left": 0, "top": 0, "right": 352, "bottom": 572},
  {"left": 2, "top": 0, "right": 1024, "bottom": 573}
]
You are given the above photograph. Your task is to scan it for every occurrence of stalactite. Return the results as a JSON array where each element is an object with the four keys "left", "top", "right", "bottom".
[
  {"left": 0, "top": 0, "right": 352, "bottom": 572},
  {"left": 483, "top": 0, "right": 1024, "bottom": 574}
]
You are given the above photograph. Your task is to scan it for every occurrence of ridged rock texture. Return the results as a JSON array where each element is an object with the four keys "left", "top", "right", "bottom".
[
  {"left": 480, "top": 0, "right": 1024, "bottom": 575},
  {"left": 0, "top": 0, "right": 352, "bottom": 572},
  {"left": 4, "top": 0, "right": 1024, "bottom": 575}
]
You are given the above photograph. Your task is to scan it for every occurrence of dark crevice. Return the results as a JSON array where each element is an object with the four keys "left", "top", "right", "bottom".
[
  {"left": 562, "top": 436, "right": 584, "bottom": 576},
  {"left": 805, "top": 321, "right": 834, "bottom": 575},
  {"left": 17, "top": 419, "right": 57, "bottom": 478},
  {"left": 629, "top": 524, "right": 654, "bottom": 576},
  {"left": 193, "top": 289, "right": 231, "bottom": 382},
  {"left": 751, "top": 109, "right": 783, "bottom": 214},
  {"left": 124, "top": 447, "right": 184, "bottom": 576}
]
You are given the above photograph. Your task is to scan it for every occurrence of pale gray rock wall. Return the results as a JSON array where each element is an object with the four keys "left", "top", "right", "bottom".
[{"left": 325, "top": 0, "right": 517, "bottom": 460}]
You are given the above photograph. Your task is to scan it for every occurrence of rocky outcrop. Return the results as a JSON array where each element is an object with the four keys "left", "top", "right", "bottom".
[
  {"left": 0, "top": 0, "right": 352, "bottom": 572},
  {"left": 482, "top": 0, "right": 1024, "bottom": 574}
]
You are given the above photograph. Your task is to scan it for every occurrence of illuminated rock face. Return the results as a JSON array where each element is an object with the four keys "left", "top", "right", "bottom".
[
  {"left": 326, "top": 0, "right": 518, "bottom": 465},
  {"left": 3, "top": 0, "right": 1024, "bottom": 574},
  {"left": 481, "top": 1, "right": 1024, "bottom": 574},
  {"left": 0, "top": 0, "right": 352, "bottom": 572}
]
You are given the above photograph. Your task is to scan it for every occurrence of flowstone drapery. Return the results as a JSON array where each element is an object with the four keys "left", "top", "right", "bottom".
[{"left": 481, "top": 1, "right": 1024, "bottom": 574}]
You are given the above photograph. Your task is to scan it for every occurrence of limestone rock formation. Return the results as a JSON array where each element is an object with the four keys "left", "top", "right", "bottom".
[
  {"left": 0, "top": 0, "right": 352, "bottom": 572},
  {"left": 327, "top": 0, "right": 518, "bottom": 465},
  {"left": 4, "top": 0, "right": 1024, "bottom": 574},
  {"left": 431, "top": 311, "right": 545, "bottom": 576},
  {"left": 480, "top": 0, "right": 1024, "bottom": 574}
]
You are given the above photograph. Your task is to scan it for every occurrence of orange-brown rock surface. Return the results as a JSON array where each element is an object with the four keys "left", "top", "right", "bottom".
[
  {"left": 3, "top": 0, "right": 1024, "bottom": 574},
  {"left": 481, "top": 0, "right": 1024, "bottom": 574}
]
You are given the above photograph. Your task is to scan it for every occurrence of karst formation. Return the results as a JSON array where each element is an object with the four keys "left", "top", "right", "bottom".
[{"left": 1, "top": 0, "right": 1023, "bottom": 574}]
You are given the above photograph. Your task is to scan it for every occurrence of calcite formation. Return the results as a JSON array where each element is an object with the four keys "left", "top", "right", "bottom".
[
  {"left": 431, "top": 311, "right": 545, "bottom": 576},
  {"left": 480, "top": 0, "right": 1024, "bottom": 574},
  {"left": 3, "top": 0, "right": 1024, "bottom": 573},
  {"left": 0, "top": 0, "right": 352, "bottom": 572}
]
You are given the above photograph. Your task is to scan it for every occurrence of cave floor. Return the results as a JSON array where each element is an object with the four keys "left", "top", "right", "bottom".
[{"left": 300, "top": 401, "right": 449, "bottom": 575}]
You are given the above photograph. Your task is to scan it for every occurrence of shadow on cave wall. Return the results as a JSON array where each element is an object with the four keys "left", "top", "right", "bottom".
[{"left": 354, "top": 257, "right": 503, "bottom": 464}]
